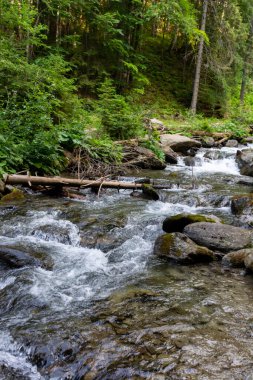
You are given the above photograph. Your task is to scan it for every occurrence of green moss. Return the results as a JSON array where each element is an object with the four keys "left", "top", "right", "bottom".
[
  {"left": 163, "top": 213, "right": 219, "bottom": 233},
  {"left": 0, "top": 188, "right": 25, "bottom": 203}
]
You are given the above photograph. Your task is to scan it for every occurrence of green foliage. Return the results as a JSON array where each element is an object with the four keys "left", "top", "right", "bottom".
[{"left": 97, "top": 78, "right": 142, "bottom": 140}]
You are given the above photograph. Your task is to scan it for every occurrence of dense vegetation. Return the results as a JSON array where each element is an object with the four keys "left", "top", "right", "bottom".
[{"left": 1, "top": 0, "right": 253, "bottom": 176}]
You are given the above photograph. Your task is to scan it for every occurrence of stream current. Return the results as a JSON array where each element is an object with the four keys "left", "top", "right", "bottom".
[{"left": 1, "top": 147, "right": 253, "bottom": 379}]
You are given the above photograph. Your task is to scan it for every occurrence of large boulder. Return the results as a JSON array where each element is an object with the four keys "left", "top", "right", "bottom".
[
  {"left": 154, "top": 232, "right": 215, "bottom": 263},
  {"left": 160, "top": 134, "right": 201, "bottom": 154},
  {"left": 222, "top": 249, "right": 253, "bottom": 267},
  {"left": 184, "top": 222, "right": 252, "bottom": 253},
  {"left": 123, "top": 146, "right": 166, "bottom": 170},
  {"left": 163, "top": 213, "right": 220, "bottom": 233},
  {"left": 236, "top": 149, "right": 253, "bottom": 176},
  {"left": 162, "top": 146, "right": 178, "bottom": 164},
  {"left": 231, "top": 194, "right": 253, "bottom": 215}
]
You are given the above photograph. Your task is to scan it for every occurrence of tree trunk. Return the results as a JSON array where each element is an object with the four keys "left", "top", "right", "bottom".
[{"left": 190, "top": 0, "right": 209, "bottom": 115}]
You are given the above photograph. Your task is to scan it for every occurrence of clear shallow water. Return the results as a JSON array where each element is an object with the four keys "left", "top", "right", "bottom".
[{"left": 1, "top": 147, "right": 253, "bottom": 379}]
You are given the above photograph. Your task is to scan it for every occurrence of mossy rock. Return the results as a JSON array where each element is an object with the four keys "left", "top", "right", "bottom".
[
  {"left": 142, "top": 184, "right": 159, "bottom": 201},
  {"left": 154, "top": 232, "right": 214, "bottom": 263},
  {"left": 0, "top": 188, "right": 25, "bottom": 203},
  {"left": 162, "top": 213, "right": 220, "bottom": 233}
]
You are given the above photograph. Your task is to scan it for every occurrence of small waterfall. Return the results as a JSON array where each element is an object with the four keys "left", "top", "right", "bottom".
[{"left": 167, "top": 147, "right": 240, "bottom": 176}]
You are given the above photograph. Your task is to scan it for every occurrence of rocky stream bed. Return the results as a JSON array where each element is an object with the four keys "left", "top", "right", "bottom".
[{"left": 1, "top": 144, "right": 253, "bottom": 379}]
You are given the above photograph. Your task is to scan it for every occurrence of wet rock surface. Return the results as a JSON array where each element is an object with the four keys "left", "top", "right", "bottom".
[
  {"left": 231, "top": 194, "right": 253, "bottom": 215},
  {"left": 154, "top": 232, "right": 215, "bottom": 263},
  {"left": 236, "top": 149, "right": 253, "bottom": 176},
  {"left": 184, "top": 222, "right": 252, "bottom": 252}
]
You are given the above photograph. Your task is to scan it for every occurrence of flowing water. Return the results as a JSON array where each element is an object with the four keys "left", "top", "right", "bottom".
[{"left": 1, "top": 147, "right": 253, "bottom": 379}]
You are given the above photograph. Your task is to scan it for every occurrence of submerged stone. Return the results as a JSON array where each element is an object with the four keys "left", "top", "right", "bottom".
[{"left": 0, "top": 246, "right": 41, "bottom": 268}]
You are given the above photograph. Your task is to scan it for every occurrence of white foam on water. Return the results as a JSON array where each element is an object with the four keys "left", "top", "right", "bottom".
[
  {"left": 29, "top": 243, "right": 108, "bottom": 307},
  {"left": 0, "top": 210, "right": 80, "bottom": 246},
  {"left": 0, "top": 331, "right": 42, "bottom": 379},
  {"left": 145, "top": 201, "right": 200, "bottom": 216},
  {"left": 166, "top": 147, "right": 240, "bottom": 176},
  {"left": 0, "top": 276, "right": 16, "bottom": 290}
]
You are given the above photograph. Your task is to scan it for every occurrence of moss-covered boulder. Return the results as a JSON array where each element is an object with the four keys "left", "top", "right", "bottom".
[
  {"left": 154, "top": 232, "right": 215, "bottom": 263},
  {"left": 0, "top": 188, "right": 25, "bottom": 203},
  {"left": 162, "top": 213, "right": 220, "bottom": 233}
]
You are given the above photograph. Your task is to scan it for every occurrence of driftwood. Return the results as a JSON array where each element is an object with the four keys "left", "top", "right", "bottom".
[
  {"left": 4, "top": 174, "right": 144, "bottom": 190},
  {"left": 3, "top": 174, "right": 173, "bottom": 192}
]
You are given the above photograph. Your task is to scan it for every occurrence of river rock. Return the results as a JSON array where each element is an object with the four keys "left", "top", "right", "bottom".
[
  {"left": 162, "top": 146, "right": 178, "bottom": 164},
  {"left": 222, "top": 249, "right": 253, "bottom": 267},
  {"left": 123, "top": 146, "right": 166, "bottom": 170},
  {"left": 203, "top": 150, "right": 223, "bottom": 160},
  {"left": 163, "top": 213, "right": 220, "bottom": 233},
  {"left": 225, "top": 139, "right": 238, "bottom": 148},
  {"left": 236, "top": 149, "right": 253, "bottom": 176},
  {"left": 244, "top": 252, "right": 253, "bottom": 271},
  {"left": 0, "top": 246, "right": 41, "bottom": 268},
  {"left": 202, "top": 136, "right": 215, "bottom": 147},
  {"left": 0, "top": 188, "right": 25, "bottom": 203},
  {"left": 183, "top": 156, "right": 202, "bottom": 167},
  {"left": 231, "top": 194, "right": 253, "bottom": 215},
  {"left": 160, "top": 134, "right": 201, "bottom": 154},
  {"left": 184, "top": 222, "right": 252, "bottom": 252},
  {"left": 154, "top": 232, "right": 215, "bottom": 263}
]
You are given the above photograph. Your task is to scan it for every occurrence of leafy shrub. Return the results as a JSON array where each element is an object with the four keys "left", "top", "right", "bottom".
[{"left": 97, "top": 78, "right": 142, "bottom": 140}]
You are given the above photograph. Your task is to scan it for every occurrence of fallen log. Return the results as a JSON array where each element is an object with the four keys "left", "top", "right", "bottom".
[{"left": 4, "top": 174, "right": 144, "bottom": 190}]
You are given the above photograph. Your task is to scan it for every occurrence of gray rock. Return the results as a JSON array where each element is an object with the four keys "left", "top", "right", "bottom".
[
  {"left": 160, "top": 134, "right": 201, "bottom": 154},
  {"left": 184, "top": 222, "right": 252, "bottom": 252},
  {"left": 204, "top": 150, "right": 223, "bottom": 160},
  {"left": 162, "top": 146, "right": 178, "bottom": 164},
  {"left": 153, "top": 232, "right": 215, "bottom": 263},
  {"left": 163, "top": 213, "right": 220, "bottom": 233},
  {"left": 123, "top": 146, "right": 166, "bottom": 170},
  {"left": 225, "top": 139, "right": 238, "bottom": 148},
  {"left": 236, "top": 149, "right": 253, "bottom": 176},
  {"left": 202, "top": 137, "right": 215, "bottom": 147},
  {"left": 222, "top": 249, "right": 253, "bottom": 267},
  {"left": 183, "top": 156, "right": 202, "bottom": 167}
]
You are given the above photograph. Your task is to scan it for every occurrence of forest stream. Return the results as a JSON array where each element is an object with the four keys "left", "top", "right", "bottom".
[{"left": 1, "top": 146, "right": 253, "bottom": 380}]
